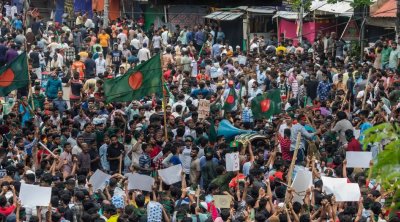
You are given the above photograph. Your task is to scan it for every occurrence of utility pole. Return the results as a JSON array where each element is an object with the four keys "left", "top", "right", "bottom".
[
  {"left": 360, "top": 5, "right": 367, "bottom": 61},
  {"left": 298, "top": 0, "right": 304, "bottom": 45},
  {"left": 396, "top": 0, "right": 400, "bottom": 41},
  {"left": 103, "top": 0, "right": 109, "bottom": 28}
]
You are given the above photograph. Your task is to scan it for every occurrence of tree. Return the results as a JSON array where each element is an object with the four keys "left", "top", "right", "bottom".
[
  {"left": 103, "top": 0, "right": 109, "bottom": 29},
  {"left": 289, "top": 0, "right": 373, "bottom": 12},
  {"left": 363, "top": 122, "right": 400, "bottom": 212},
  {"left": 327, "top": 0, "right": 373, "bottom": 8}
]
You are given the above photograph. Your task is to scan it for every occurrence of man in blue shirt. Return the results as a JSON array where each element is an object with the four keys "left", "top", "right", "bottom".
[
  {"left": 195, "top": 27, "right": 205, "bottom": 51},
  {"left": 317, "top": 74, "right": 332, "bottom": 101},
  {"left": 12, "top": 16, "right": 23, "bottom": 31},
  {"left": 212, "top": 39, "right": 222, "bottom": 59},
  {"left": 358, "top": 110, "right": 372, "bottom": 146}
]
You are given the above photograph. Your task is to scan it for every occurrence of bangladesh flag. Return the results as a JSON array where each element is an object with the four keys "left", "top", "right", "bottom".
[
  {"left": 251, "top": 89, "right": 282, "bottom": 120},
  {"left": 223, "top": 86, "right": 237, "bottom": 111},
  {"left": 0, "top": 53, "right": 29, "bottom": 96},
  {"left": 104, "top": 54, "right": 162, "bottom": 103},
  {"left": 208, "top": 118, "right": 217, "bottom": 144}
]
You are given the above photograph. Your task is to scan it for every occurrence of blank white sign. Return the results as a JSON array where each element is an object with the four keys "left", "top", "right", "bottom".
[
  {"left": 19, "top": 184, "right": 52, "bottom": 206},
  {"left": 292, "top": 169, "right": 313, "bottom": 203},
  {"left": 321, "top": 176, "right": 347, "bottom": 195},
  {"left": 89, "top": 169, "right": 112, "bottom": 191},
  {"left": 334, "top": 183, "right": 361, "bottom": 202},
  {"left": 128, "top": 173, "right": 154, "bottom": 191},
  {"left": 158, "top": 164, "right": 182, "bottom": 185},
  {"left": 346, "top": 151, "right": 372, "bottom": 168}
]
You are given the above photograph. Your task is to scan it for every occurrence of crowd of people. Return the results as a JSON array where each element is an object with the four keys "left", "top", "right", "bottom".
[{"left": 0, "top": 1, "right": 398, "bottom": 222}]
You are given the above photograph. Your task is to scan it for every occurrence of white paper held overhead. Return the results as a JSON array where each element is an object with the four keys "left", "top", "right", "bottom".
[
  {"left": 292, "top": 169, "right": 313, "bottom": 203},
  {"left": 19, "top": 183, "right": 52, "bottom": 206},
  {"left": 226, "top": 152, "right": 240, "bottom": 172},
  {"left": 334, "top": 183, "right": 361, "bottom": 202},
  {"left": 128, "top": 173, "right": 155, "bottom": 192},
  {"left": 346, "top": 151, "right": 372, "bottom": 168},
  {"left": 89, "top": 169, "right": 112, "bottom": 191},
  {"left": 158, "top": 164, "right": 182, "bottom": 185},
  {"left": 321, "top": 176, "right": 347, "bottom": 195}
]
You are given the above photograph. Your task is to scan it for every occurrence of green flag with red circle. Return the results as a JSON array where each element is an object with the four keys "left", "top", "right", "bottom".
[
  {"left": 104, "top": 54, "right": 162, "bottom": 103},
  {"left": 223, "top": 86, "right": 237, "bottom": 112},
  {"left": 0, "top": 53, "right": 29, "bottom": 96},
  {"left": 251, "top": 89, "right": 282, "bottom": 120}
]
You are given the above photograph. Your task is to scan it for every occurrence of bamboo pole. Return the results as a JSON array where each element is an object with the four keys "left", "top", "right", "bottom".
[
  {"left": 287, "top": 132, "right": 301, "bottom": 186},
  {"left": 38, "top": 142, "right": 57, "bottom": 157},
  {"left": 362, "top": 68, "right": 372, "bottom": 110},
  {"left": 284, "top": 132, "right": 301, "bottom": 204},
  {"left": 161, "top": 53, "right": 168, "bottom": 140}
]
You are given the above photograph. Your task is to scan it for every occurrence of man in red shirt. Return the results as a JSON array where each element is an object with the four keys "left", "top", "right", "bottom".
[
  {"left": 0, "top": 182, "right": 17, "bottom": 217},
  {"left": 345, "top": 129, "right": 362, "bottom": 151}
]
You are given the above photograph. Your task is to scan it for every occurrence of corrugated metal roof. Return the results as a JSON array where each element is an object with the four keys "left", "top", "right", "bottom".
[
  {"left": 272, "top": 11, "right": 308, "bottom": 20},
  {"left": 246, "top": 7, "right": 276, "bottom": 14},
  {"left": 310, "top": 0, "right": 354, "bottom": 15},
  {"left": 204, "top": 11, "right": 244, "bottom": 20},
  {"left": 370, "top": 0, "right": 396, "bottom": 17}
]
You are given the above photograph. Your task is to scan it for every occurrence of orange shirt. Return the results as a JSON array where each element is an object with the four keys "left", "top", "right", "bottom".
[
  {"left": 98, "top": 33, "right": 110, "bottom": 47},
  {"left": 72, "top": 61, "right": 86, "bottom": 80},
  {"left": 197, "top": 73, "right": 210, "bottom": 81}
]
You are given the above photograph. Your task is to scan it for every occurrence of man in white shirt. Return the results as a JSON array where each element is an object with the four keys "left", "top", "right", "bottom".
[
  {"left": 152, "top": 32, "right": 162, "bottom": 53},
  {"left": 161, "top": 28, "right": 170, "bottom": 48},
  {"left": 137, "top": 43, "right": 151, "bottom": 63},
  {"left": 4, "top": 3, "right": 11, "bottom": 18},
  {"left": 130, "top": 34, "right": 140, "bottom": 52},
  {"left": 95, "top": 53, "right": 106, "bottom": 76},
  {"left": 10, "top": 4, "right": 18, "bottom": 19},
  {"left": 117, "top": 29, "right": 128, "bottom": 44}
]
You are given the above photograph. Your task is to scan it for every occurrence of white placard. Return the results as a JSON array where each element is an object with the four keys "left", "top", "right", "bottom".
[
  {"left": 198, "top": 99, "right": 210, "bottom": 119},
  {"left": 89, "top": 169, "right": 112, "bottom": 191},
  {"left": 292, "top": 169, "right": 313, "bottom": 203},
  {"left": 19, "top": 184, "right": 52, "bottom": 206},
  {"left": 334, "top": 183, "right": 361, "bottom": 202},
  {"left": 158, "top": 164, "right": 182, "bottom": 185},
  {"left": 238, "top": 55, "right": 247, "bottom": 65},
  {"left": 346, "top": 151, "right": 372, "bottom": 168},
  {"left": 226, "top": 152, "right": 240, "bottom": 171},
  {"left": 128, "top": 173, "right": 154, "bottom": 191},
  {"left": 321, "top": 176, "right": 347, "bottom": 195}
]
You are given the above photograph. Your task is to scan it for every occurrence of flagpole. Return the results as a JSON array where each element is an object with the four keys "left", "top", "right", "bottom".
[
  {"left": 24, "top": 9, "right": 35, "bottom": 111},
  {"left": 160, "top": 53, "right": 168, "bottom": 141}
]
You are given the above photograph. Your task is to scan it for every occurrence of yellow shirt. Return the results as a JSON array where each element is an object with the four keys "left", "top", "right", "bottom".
[
  {"left": 98, "top": 33, "right": 110, "bottom": 47},
  {"left": 107, "top": 214, "right": 119, "bottom": 222},
  {"left": 276, "top": 46, "right": 286, "bottom": 55},
  {"left": 78, "top": 51, "right": 88, "bottom": 61}
]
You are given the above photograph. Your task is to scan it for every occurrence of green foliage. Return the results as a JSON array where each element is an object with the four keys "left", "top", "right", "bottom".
[
  {"left": 327, "top": 0, "right": 374, "bottom": 8},
  {"left": 290, "top": 0, "right": 312, "bottom": 12},
  {"left": 364, "top": 123, "right": 400, "bottom": 211},
  {"left": 348, "top": 40, "right": 361, "bottom": 59},
  {"left": 289, "top": 0, "right": 373, "bottom": 12}
]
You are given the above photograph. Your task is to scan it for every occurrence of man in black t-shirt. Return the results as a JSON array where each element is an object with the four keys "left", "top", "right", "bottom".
[
  {"left": 107, "top": 134, "right": 124, "bottom": 173},
  {"left": 29, "top": 46, "right": 41, "bottom": 80},
  {"left": 109, "top": 43, "right": 122, "bottom": 74}
]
